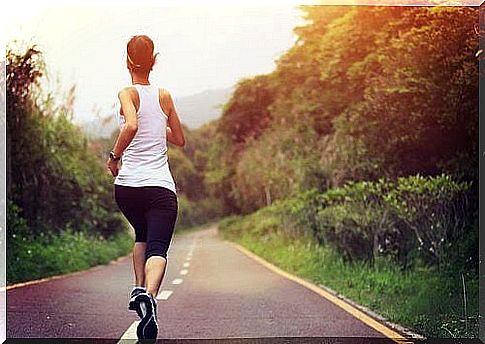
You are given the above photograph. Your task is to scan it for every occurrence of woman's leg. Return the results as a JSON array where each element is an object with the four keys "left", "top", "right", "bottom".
[
  {"left": 144, "top": 187, "right": 178, "bottom": 297},
  {"left": 145, "top": 256, "right": 167, "bottom": 296},
  {"left": 114, "top": 185, "right": 148, "bottom": 288},
  {"left": 133, "top": 242, "right": 147, "bottom": 287}
]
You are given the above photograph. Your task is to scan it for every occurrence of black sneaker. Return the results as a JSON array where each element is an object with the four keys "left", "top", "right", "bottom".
[
  {"left": 128, "top": 287, "right": 146, "bottom": 318},
  {"left": 136, "top": 292, "right": 158, "bottom": 340}
]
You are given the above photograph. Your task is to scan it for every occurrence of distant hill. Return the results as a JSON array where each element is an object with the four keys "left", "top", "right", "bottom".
[
  {"left": 175, "top": 87, "right": 234, "bottom": 129},
  {"left": 80, "top": 87, "right": 233, "bottom": 138}
]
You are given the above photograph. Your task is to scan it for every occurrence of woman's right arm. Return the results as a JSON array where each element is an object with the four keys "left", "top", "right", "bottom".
[
  {"left": 111, "top": 88, "right": 139, "bottom": 156},
  {"left": 107, "top": 88, "right": 139, "bottom": 176},
  {"left": 161, "top": 89, "right": 185, "bottom": 147}
]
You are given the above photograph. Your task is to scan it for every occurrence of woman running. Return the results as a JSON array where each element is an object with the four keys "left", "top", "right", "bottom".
[{"left": 106, "top": 35, "right": 185, "bottom": 340}]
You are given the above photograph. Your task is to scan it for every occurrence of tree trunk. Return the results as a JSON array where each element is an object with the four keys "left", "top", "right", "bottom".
[{"left": 264, "top": 185, "right": 272, "bottom": 207}]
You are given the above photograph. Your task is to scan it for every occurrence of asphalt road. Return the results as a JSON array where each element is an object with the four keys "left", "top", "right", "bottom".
[{"left": 6, "top": 225, "right": 404, "bottom": 343}]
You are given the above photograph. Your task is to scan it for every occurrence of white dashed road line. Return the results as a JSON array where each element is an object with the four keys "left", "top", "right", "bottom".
[
  {"left": 172, "top": 278, "right": 183, "bottom": 285},
  {"left": 183, "top": 262, "right": 190, "bottom": 267},
  {"left": 180, "top": 269, "right": 188, "bottom": 275},
  {"left": 156, "top": 290, "right": 173, "bottom": 300},
  {"left": 117, "top": 320, "right": 139, "bottom": 341}
]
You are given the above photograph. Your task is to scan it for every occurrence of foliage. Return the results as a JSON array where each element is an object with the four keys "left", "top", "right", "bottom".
[
  {"left": 7, "top": 201, "right": 132, "bottom": 284},
  {"left": 168, "top": 147, "right": 199, "bottom": 197},
  {"left": 6, "top": 45, "right": 124, "bottom": 238},
  {"left": 231, "top": 121, "right": 322, "bottom": 213},
  {"left": 168, "top": 121, "right": 219, "bottom": 202},
  {"left": 177, "top": 195, "right": 224, "bottom": 230},
  {"left": 203, "top": 131, "right": 239, "bottom": 213},
  {"left": 218, "top": 75, "right": 275, "bottom": 149},
  {"left": 383, "top": 174, "right": 472, "bottom": 266},
  {"left": 6, "top": 201, "right": 30, "bottom": 242},
  {"left": 292, "top": 175, "right": 473, "bottom": 268},
  {"left": 332, "top": 7, "right": 478, "bottom": 183},
  {"left": 211, "top": 6, "right": 479, "bottom": 274},
  {"left": 206, "top": 6, "right": 478, "bottom": 210},
  {"left": 221, "top": 173, "right": 475, "bottom": 271}
]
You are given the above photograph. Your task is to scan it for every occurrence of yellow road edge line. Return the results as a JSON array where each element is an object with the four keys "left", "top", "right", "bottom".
[
  {"left": 230, "top": 241, "right": 412, "bottom": 344},
  {"left": 1, "top": 254, "right": 130, "bottom": 292}
]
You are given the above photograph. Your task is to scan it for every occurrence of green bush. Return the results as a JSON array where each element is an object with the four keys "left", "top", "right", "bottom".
[
  {"left": 250, "top": 174, "right": 474, "bottom": 269},
  {"left": 223, "top": 174, "right": 474, "bottom": 269},
  {"left": 279, "top": 189, "right": 321, "bottom": 239},
  {"left": 315, "top": 204, "right": 376, "bottom": 262},
  {"left": 384, "top": 174, "right": 472, "bottom": 266}
]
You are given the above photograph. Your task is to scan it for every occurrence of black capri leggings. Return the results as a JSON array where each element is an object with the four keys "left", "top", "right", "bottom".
[{"left": 114, "top": 184, "right": 178, "bottom": 261}]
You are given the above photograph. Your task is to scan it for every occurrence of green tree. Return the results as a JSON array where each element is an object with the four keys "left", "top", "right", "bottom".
[{"left": 6, "top": 44, "right": 123, "bottom": 238}]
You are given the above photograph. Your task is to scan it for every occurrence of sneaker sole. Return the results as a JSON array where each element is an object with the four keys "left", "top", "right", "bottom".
[{"left": 136, "top": 294, "right": 158, "bottom": 340}]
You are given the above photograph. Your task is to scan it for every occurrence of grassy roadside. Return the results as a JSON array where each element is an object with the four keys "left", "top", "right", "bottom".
[
  {"left": 218, "top": 214, "right": 478, "bottom": 338},
  {"left": 7, "top": 225, "right": 133, "bottom": 285}
]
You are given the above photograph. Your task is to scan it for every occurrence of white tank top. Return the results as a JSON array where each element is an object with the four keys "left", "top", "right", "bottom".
[{"left": 114, "top": 84, "right": 177, "bottom": 194}]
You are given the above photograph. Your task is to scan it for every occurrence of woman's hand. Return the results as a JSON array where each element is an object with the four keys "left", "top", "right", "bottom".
[
  {"left": 106, "top": 158, "right": 119, "bottom": 177},
  {"left": 167, "top": 126, "right": 173, "bottom": 142}
]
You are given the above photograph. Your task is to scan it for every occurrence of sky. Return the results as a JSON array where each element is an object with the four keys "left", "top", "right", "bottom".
[{"left": 5, "top": 5, "right": 305, "bottom": 124}]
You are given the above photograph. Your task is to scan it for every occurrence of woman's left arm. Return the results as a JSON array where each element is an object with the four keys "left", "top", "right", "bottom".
[{"left": 106, "top": 88, "right": 139, "bottom": 177}]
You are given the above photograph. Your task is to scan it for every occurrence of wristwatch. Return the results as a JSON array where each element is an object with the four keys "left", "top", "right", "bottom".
[{"left": 109, "top": 151, "right": 121, "bottom": 162}]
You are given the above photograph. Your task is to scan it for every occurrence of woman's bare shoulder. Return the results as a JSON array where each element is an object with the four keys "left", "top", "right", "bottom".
[
  {"left": 158, "top": 87, "right": 173, "bottom": 100},
  {"left": 158, "top": 87, "right": 175, "bottom": 115},
  {"left": 118, "top": 86, "right": 140, "bottom": 115},
  {"left": 118, "top": 86, "right": 138, "bottom": 98}
]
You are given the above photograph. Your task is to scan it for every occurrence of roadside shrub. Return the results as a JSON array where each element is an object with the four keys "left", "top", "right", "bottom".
[
  {"left": 280, "top": 174, "right": 473, "bottom": 268},
  {"left": 384, "top": 174, "right": 472, "bottom": 266},
  {"left": 218, "top": 215, "right": 244, "bottom": 240},
  {"left": 273, "top": 189, "right": 326, "bottom": 241},
  {"left": 315, "top": 204, "right": 375, "bottom": 262}
]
